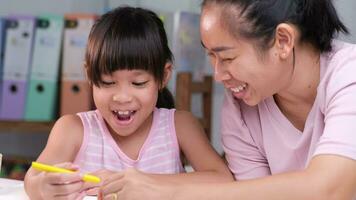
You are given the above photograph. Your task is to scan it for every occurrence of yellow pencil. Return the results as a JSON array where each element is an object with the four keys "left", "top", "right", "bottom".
[{"left": 31, "top": 162, "right": 101, "bottom": 183}]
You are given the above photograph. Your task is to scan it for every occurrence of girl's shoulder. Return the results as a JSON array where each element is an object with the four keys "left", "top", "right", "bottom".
[
  {"left": 50, "top": 114, "right": 84, "bottom": 151},
  {"left": 40, "top": 114, "right": 84, "bottom": 162},
  {"left": 174, "top": 109, "right": 204, "bottom": 137},
  {"left": 174, "top": 110, "right": 199, "bottom": 125}
]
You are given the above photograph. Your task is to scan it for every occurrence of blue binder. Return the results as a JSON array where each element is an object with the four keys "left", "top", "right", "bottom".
[{"left": 25, "top": 15, "right": 64, "bottom": 121}]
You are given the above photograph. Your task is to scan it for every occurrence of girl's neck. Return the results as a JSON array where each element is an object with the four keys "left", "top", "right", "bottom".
[{"left": 110, "top": 112, "right": 154, "bottom": 160}]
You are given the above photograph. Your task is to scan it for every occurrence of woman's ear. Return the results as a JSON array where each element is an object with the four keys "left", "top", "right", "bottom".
[
  {"left": 162, "top": 62, "right": 173, "bottom": 89},
  {"left": 273, "top": 23, "right": 297, "bottom": 60}
]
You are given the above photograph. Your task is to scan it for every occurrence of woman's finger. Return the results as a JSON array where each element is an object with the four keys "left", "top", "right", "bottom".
[{"left": 102, "top": 191, "right": 121, "bottom": 200}]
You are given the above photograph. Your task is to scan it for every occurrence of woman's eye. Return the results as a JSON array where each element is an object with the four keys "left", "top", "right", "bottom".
[
  {"left": 132, "top": 81, "right": 148, "bottom": 86},
  {"left": 221, "top": 57, "right": 235, "bottom": 63}
]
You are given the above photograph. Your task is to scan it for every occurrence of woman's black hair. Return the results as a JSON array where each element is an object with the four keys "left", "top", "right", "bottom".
[
  {"left": 202, "top": 0, "right": 348, "bottom": 52},
  {"left": 85, "top": 6, "right": 174, "bottom": 109}
]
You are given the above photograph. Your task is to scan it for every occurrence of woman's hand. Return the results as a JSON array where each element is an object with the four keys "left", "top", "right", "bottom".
[
  {"left": 98, "top": 168, "right": 173, "bottom": 200},
  {"left": 37, "top": 162, "right": 86, "bottom": 200}
]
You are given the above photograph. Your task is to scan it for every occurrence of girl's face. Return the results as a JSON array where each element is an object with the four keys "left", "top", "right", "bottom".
[
  {"left": 200, "top": 6, "right": 293, "bottom": 106},
  {"left": 93, "top": 69, "right": 159, "bottom": 139}
]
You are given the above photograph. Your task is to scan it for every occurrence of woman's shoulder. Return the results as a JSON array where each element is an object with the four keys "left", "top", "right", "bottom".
[
  {"left": 318, "top": 40, "right": 356, "bottom": 108},
  {"left": 322, "top": 40, "right": 356, "bottom": 70}
]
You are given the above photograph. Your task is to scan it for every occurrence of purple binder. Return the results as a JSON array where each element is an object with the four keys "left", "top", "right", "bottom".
[{"left": 0, "top": 16, "right": 35, "bottom": 120}]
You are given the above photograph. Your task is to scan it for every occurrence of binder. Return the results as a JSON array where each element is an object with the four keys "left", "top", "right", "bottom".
[
  {"left": 60, "top": 14, "right": 96, "bottom": 116},
  {"left": 24, "top": 15, "right": 64, "bottom": 121},
  {"left": 0, "top": 16, "right": 35, "bottom": 120},
  {"left": 0, "top": 18, "right": 6, "bottom": 108}
]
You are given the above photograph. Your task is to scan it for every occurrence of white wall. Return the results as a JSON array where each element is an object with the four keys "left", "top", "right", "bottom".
[{"left": 334, "top": 0, "right": 356, "bottom": 43}]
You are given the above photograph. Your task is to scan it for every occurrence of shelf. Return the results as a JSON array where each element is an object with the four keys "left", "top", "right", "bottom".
[{"left": 0, "top": 121, "right": 55, "bottom": 133}]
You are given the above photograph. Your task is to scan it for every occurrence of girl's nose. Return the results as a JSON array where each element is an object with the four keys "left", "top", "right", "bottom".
[{"left": 112, "top": 91, "right": 133, "bottom": 103}]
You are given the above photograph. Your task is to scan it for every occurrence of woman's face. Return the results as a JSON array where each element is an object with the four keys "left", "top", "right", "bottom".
[{"left": 200, "top": 5, "right": 293, "bottom": 106}]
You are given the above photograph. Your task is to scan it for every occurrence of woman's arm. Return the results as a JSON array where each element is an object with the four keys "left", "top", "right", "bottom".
[
  {"left": 175, "top": 154, "right": 356, "bottom": 200},
  {"left": 24, "top": 115, "right": 84, "bottom": 199}
]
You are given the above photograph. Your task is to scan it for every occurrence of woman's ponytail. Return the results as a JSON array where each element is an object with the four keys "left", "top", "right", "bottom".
[{"left": 298, "top": 0, "right": 348, "bottom": 52}]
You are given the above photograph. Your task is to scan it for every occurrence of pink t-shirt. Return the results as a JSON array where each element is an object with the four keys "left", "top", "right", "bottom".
[{"left": 221, "top": 41, "right": 356, "bottom": 180}]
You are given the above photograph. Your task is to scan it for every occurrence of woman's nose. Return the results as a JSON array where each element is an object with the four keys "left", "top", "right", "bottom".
[{"left": 213, "top": 62, "right": 231, "bottom": 82}]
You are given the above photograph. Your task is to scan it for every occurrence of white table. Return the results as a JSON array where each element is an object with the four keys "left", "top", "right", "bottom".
[{"left": 0, "top": 178, "right": 96, "bottom": 199}]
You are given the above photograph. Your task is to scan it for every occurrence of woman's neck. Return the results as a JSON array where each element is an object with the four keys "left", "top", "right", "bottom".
[
  {"left": 274, "top": 43, "right": 320, "bottom": 131},
  {"left": 276, "top": 43, "right": 320, "bottom": 106}
]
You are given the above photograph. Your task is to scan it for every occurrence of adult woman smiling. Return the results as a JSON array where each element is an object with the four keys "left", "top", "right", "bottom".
[{"left": 98, "top": 1, "right": 356, "bottom": 199}]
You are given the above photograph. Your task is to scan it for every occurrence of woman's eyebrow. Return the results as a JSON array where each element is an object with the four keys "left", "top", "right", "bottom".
[{"left": 201, "top": 41, "right": 235, "bottom": 52}]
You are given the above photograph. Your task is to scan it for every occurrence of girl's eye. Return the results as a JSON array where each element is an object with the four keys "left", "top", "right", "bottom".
[
  {"left": 132, "top": 81, "right": 148, "bottom": 86},
  {"left": 101, "top": 81, "right": 115, "bottom": 86}
]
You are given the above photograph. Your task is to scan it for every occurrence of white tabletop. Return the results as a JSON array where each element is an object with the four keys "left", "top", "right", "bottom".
[{"left": 0, "top": 178, "right": 96, "bottom": 200}]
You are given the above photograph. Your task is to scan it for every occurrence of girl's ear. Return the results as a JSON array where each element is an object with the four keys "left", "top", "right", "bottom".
[{"left": 162, "top": 62, "right": 173, "bottom": 89}]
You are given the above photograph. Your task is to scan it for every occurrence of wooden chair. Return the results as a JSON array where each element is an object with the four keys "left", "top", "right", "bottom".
[{"left": 175, "top": 72, "right": 213, "bottom": 141}]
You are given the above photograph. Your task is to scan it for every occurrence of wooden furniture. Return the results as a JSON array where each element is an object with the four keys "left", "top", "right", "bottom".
[
  {"left": 0, "top": 121, "right": 54, "bottom": 133},
  {"left": 175, "top": 72, "right": 213, "bottom": 140}
]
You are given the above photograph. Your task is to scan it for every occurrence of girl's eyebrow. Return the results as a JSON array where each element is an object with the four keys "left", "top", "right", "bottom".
[{"left": 131, "top": 70, "right": 149, "bottom": 76}]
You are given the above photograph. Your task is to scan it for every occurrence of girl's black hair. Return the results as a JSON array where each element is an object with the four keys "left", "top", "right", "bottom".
[
  {"left": 202, "top": 0, "right": 348, "bottom": 52},
  {"left": 85, "top": 6, "right": 174, "bottom": 109}
]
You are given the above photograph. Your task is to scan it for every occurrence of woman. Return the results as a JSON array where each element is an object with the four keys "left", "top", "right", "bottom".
[{"left": 99, "top": 0, "right": 356, "bottom": 199}]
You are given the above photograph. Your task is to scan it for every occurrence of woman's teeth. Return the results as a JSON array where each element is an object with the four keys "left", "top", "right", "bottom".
[{"left": 230, "top": 83, "right": 247, "bottom": 93}]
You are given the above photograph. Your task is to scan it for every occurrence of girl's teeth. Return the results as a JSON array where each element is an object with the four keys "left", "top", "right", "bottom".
[{"left": 118, "top": 111, "right": 130, "bottom": 115}]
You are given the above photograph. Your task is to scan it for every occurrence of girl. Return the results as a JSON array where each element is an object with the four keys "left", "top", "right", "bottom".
[
  {"left": 24, "top": 6, "right": 233, "bottom": 200},
  {"left": 99, "top": 0, "right": 356, "bottom": 199}
]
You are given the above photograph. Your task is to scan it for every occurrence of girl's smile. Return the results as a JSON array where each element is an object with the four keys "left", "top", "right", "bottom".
[{"left": 112, "top": 110, "right": 136, "bottom": 126}]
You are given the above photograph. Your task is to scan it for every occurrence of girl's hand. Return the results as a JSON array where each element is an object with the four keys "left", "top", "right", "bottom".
[
  {"left": 83, "top": 169, "right": 116, "bottom": 196},
  {"left": 38, "top": 162, "right": 85, "bottom": 200},
  {"left": 99, "top": 168, "right": 172, "bottom": 200}
]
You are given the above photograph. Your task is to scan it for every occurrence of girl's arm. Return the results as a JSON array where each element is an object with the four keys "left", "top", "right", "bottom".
[
  {"left": 145, "top": 110, "right": 233, "bottom": 183},
  {"left": 24, "top": 115, "right": 84, "bottom": 199},
  {"left": 174, "top": 154, "right": 356, "bottom": 200}
]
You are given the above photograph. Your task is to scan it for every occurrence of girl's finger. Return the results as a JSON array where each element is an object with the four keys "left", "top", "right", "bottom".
[
  {"left": 100, "top": 179, "right": 124, "bottom": 196},
  {"left": 48, "top": 179, "right": 84, "bottom": 196},
  {"left": 85, "top": 187, "right": 99, "bottom": 196},
  {"left": 102, "top": 172, "right": 125, "bottom": 185},
  {"left": 54, "top": 191, "right": 84, "bottom": 200},
  {"left": 45, "top": 171, "right": 83, "bottom": 185},
  {"left": 53, "top": 162, "right": 80, "bottom": 171}
]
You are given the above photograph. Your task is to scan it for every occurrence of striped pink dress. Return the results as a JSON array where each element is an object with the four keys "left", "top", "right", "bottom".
[{"left": 73, "top": 108, "right": 185, "bottom": 174}]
